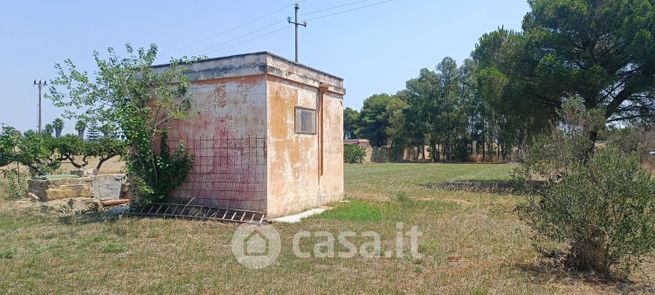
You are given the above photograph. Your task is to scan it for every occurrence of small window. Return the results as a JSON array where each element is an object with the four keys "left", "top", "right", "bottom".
[{"left": 295, "top": 107, "right": 316, "bottom": 134}]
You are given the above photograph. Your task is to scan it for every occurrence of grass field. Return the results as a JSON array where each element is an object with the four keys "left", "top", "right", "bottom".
[{"left": 0, "top": 163, "right": 653, "bottom": 294}]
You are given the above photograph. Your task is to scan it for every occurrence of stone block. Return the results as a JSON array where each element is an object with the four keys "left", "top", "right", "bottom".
[
  {"left": 92, "top": 174, "right": 127, "bottom": 201},
  {"left": 28, "top": 177, "right": 94, "bottom": 202}
]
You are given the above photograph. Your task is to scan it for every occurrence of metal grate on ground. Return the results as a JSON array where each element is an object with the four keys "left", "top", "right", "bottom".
[{"left": 128, "top": 198, "right": 266, "bottom": 225}]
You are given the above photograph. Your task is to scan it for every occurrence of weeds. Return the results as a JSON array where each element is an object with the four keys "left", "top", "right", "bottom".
[
  {"left": 101, "top": 242, "right": 128, "bottom": 253},
  {"left": 0, "top": 248, "right": 16, "bottom": 259}
]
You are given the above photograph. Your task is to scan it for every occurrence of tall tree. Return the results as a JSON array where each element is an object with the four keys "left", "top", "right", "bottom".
[
  {"left": 75, "top": 120, "right": 86, "bottom": 140},
  {"left": 405, "top": 68, "right": 440, "bottom": 161},
  {"left": 474, "top": 28, "right": 551, "bottom": 153},
  {"left": 524, "top": 0, "right": 655, "bottom": 124},
  {"left": 52, "top": 118, "right": 64, "bottom": 138},
  {"left": 357, "top": 94, "right": 403, "bottom": 147},
  {"left": 43, "top": 124, "right": 54, "bottom": 137},
  {"left": 343, "top": 107, "right": 360, "bottom": 139},
  {"left": 477, "top": 0, "right": 655, "bottom": 152},
  {"left": 86, "top": 122, "right": 102, "bottom": 142},
  {"left": 384, "top": 94, "right": 408, "bottom": 155},
  {"left": 436, "top": 57, "right": 465, "bottom": 161}
]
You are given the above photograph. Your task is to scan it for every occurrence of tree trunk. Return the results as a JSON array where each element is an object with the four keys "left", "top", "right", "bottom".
[
  {"left": 584, "top": 129, "right": 599, "bottom": 163},
  {"left": 569, "top": 235, "right": 611, "bottom": 276}
]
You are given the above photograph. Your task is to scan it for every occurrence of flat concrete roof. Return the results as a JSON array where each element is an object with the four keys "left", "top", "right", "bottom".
[
  {"left": 153, "top": 51, "right": 343, "bottom": 81},
  {"left": 153, "top": 51, "right": 345, "bottom": 95}
]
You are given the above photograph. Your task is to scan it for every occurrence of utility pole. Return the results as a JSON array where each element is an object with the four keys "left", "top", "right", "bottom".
[
  {"left": 33, "top": 79, "right": 47, "bottom": 133},
  {"left": 287, "top": 3, "right": 307, "bottom": 63}
]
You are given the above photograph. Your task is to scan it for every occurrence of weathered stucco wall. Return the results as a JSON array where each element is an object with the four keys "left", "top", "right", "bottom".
[
  {"left": 318, "top": 91, "right": 344, "bottom": 205},
  {"left": 166, "top": 74, "right": 268, "bottom": 212},
  {"left": 266, "top": 77, "right": 319, "bottom": 217},
  {"left": 266, "top": 76, "right": 344, "bottom": 217}
]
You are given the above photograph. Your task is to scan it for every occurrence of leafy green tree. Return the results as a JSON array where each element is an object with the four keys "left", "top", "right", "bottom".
[
  {"left": 396, "top": 89, "right": 428, "bottom": 160},
  {"left": 98, "top": 123, "right": 119, "bottom": 139},
  {"left": 15, "top": 131, "right": 60, "bottom": 176},
  {"left": 405, "top": 68, "right": 440, "bottom": 160},
  {"left": 48, "top": 44, "right": 195, "bottom": 204},
  {"left": 343, "top": 107, "right": 360, "bottom": 139},
  {"left": 401, "top": 57, "right": 479, "bottom": 162},
  {"left": 523, "top": 0, "right": 655, "bottom": 124},
  {"left": 385, "top": 94, "right": 408, "bottom": 158},
  {"left": 86, "top": 137, "right": 126, "bottom": 171},
  {"left": 476, "top": 0, "right": 655, "bottom": 152},
  {"left": 357, "top": 94, "right": 403, "bottom": 147},
  {"left": 52, "top": 118, "right": 64, "bottom": 138},
  {"left": 54, "top": 135, "right": 126, "bottom": 171},
  {"left": 474, "top": 28, "right": 551, "bottom": 157},
  {"left": 0, "top": 127, "right": 21, "bottom": 167},
  {"left": 43, "top": 124, "right": 54, "bottom": 137}
]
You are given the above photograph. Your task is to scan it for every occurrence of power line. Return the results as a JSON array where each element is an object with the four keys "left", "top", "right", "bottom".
[
  {"left": 161, "top": 0, "right": 307, "bottom": 57},
  {"left": 299, "top": 0, "right": 368, "bottom": 17},
  {"left": 207, "top": 25, "right": 290, "bottom": 54},
  {"left": 195, "top": 19, "right": 287, "bottom": 56},
  {"left": 307, "top": 0, "right": 392, "bottom": 21},
  {"left": 202, "top": 0, "right": 393, "bottom": 56}
]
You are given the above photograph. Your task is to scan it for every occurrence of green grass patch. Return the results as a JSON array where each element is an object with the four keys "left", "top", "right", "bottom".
[
  {"left": 0, "top": 215, "right": 48, "bottom": 233},
  {"left": 318, "top": 200, "right": 382, "bottom": 221},
  {"left": 101, "top": 242, "right": 128, "bottom": 253},
  {"left": 78, "top": 233, "right": 110, "bottom": 248},
  {"left": 0, "top": 248, "right": 17, "bottom": 259}
]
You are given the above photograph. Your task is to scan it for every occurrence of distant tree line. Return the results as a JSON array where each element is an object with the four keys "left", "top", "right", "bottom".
[
  {"left": 345, "top": 0, "right": 655, "bottom": 162},
  {"left": 345, "top": 56, "right": 523, "bottom": 162}
]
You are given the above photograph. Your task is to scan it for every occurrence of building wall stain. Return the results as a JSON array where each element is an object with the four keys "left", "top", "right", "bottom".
[{"left": 155, "top": 52, "right": 344, "bottom": 217}]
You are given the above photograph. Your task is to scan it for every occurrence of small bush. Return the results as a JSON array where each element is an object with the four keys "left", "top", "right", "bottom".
[
  {"left": 520, "top": 148, "right": 655, "bottom": 275},
  {"left": 1, "top": 169, "right": 28, "bottom": 200},
  {"left": 344, "top": 144, "right": 366, "bottom": 164}
]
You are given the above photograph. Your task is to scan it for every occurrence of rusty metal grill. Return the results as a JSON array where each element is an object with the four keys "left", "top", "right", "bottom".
[
  {"left": 166, "top": 134, "right": 267, "bottom": 213},
  {"left": 129, "top": 199, "right": 266, "bottom": 224}
]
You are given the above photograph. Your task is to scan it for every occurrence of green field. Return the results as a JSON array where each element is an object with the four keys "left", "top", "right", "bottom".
[{"left": 0, "top": 163, "right": 652, "bottom": 294}]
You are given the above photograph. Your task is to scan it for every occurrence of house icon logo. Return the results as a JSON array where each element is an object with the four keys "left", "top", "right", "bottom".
[{"left": 231, "top": 224, "right": 281, "bottom": 269}]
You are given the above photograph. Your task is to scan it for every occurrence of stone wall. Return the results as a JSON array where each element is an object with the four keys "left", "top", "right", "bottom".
[{"left": 28, "top": 174, "right": 127, "bottom": 202}]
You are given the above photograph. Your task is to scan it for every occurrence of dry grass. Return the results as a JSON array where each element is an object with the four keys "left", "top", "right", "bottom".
[{"left": 0, "top": 163, "right": 653, "bottom": 294}]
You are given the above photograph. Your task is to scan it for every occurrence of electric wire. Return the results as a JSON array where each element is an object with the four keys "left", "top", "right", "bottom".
[
  {"left": 161, "top": 0, "right": 307, "bottom": 57},
  {"left": 172, "top": 0, "right": 393, "bottom": 57}
]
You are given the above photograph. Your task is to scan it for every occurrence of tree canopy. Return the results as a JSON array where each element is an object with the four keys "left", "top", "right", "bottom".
[{"left": 475, "top": 0, "right": 655, "bottom": 132}]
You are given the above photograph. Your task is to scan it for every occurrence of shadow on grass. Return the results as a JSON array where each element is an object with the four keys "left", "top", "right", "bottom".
[
  {"left": 514, "top": 258, "right": 655, "bottom": 294},
  {"left": 423, "top": 180, "right": 545, "bottom": 195},
  {"left": 58, "top": 206, "right": 128, "bottom": 225}
]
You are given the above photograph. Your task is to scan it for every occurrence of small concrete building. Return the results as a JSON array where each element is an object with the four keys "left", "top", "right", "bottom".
[{"left": 154, "top": 52, "right": 345, "bottom": 218}]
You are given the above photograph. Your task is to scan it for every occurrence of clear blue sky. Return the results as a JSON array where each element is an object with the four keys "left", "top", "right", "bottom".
[{"left": 0, "top": 0, "right": 529, "bottom": 134}]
